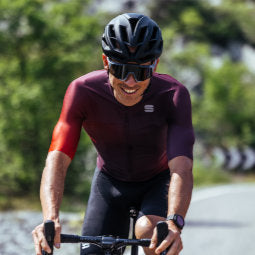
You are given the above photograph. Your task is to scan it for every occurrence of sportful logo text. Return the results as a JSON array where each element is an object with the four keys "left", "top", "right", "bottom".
[{"left": 144, "top": 105, "right": 154, "bottom": 112}]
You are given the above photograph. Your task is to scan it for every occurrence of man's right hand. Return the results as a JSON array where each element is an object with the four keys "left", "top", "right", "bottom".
[{"left": 32, "top": 220, "right": 61, "bottom": 255}]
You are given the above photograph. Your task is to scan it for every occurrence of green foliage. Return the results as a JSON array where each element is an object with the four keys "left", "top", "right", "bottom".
[
  {"left": 0, "top": 0, "right": 104, "bottom": 196},
  {"left": 151, "top": 0, "right": 255, "bottom": 150},
  {"left": 193, "top": 160, "right": 231, "bottom": 187},
  {"left": 193, "top": 59, "right": 255, "bottom": 146},
  {"left": 149, "top": 0, "right": 250, "bottom": 46},
  {"left": 1, "top": 0, "right": 255, "bottom": 206}
]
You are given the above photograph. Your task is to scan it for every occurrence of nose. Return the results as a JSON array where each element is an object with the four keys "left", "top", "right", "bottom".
[{"left": 124, "top": 73, "right": 137, "bottom": 87}]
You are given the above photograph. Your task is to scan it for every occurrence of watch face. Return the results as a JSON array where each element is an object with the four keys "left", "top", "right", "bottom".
[{"left": 176, "top": 215, "right": 184, "bottom": 227}]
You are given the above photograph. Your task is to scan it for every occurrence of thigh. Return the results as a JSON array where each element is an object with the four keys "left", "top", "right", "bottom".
[
  {"left": 139, "top": 169, "right": 170, "bottom": 218},
  {"left": 80, "top": 169, "right": 130, "bottom": 255},
  {"left": 135, "top": 170, "right": 170, "bottom": 241}
]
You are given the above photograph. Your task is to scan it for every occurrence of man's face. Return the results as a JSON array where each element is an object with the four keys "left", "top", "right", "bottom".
[{"left": 102, "top": 54, "right": 158, "bottom": 106}]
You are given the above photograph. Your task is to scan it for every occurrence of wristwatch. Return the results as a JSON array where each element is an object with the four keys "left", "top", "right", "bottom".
[{"left": 166, "top": 214, "right": 185, "bottom": 229}]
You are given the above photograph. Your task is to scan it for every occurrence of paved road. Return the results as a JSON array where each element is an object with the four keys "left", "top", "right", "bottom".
[
  {"left": 0, "top": 183, "right": 255, "bottom": 255},
  {"left": 182, "top": 183, "right": 255, "bottom": 255},
  {"left": 0, "top": 211, "right": 82, "bottom": 255}
]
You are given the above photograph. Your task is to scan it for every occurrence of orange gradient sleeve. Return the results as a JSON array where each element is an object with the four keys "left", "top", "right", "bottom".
[{"left": 49, "top": 82, "right": 84, "bottom": 160}]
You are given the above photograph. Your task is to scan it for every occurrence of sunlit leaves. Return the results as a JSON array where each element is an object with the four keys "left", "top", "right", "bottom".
[{"left": 0, "top": 0, "right": 103, "bottom": 195}]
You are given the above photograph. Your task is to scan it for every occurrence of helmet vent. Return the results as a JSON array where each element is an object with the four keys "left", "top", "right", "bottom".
[
  {"left": 120, "top": 25, "right": 128, "bottom": 42},
  {"left": 151, "top": 27, "right": 158, "bottom": 40},
  {"left": 129, "top": 18, "right": 139, "bottom": 33},
  {"left": 137, "top": 26, "right": 147, "bottom": 43},
  {"left": 102, "top": 36, "right": 106, "bottom": 43},
  {"left": 110, "top": 38, "right": 118, "bottom": 49},
  {"left": 140, "top": 55, "right": 155, "bottom": 63},
  {"left": 102, "top": 13, "right": 163, "bottom": 63},
  {"left": 109, "top": 25, "right": 116, "bottom": 38}
]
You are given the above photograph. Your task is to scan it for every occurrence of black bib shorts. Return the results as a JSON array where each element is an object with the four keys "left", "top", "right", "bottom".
[{"left": 80, "top": 168, "right": 170, "bottom": 255}]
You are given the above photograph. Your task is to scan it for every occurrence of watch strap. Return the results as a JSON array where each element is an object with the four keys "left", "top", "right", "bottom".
[
  {"left": 166, "top": 214, "right": 175, "bottom": 221},
  {"left": 166, "top": 214, "right": 185, "bottom": 229}
]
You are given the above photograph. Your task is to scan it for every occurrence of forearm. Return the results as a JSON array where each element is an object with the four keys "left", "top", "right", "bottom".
[
  {"left": 40, "top": 151, "right": 71, "bottom": 221},
  {"left": 167, "top": 156, "right": 193, "bottom": 217},
  {"left": 150, "top": 156, "right": 193, "bottom": 254}
]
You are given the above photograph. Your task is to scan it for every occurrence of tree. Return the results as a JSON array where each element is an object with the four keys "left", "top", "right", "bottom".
[
  {"left": 149, "top": 0, "right": 255, "bottom": 150},
  {"left": 0, "top": 0, "right": 103, "bottom": 196}
]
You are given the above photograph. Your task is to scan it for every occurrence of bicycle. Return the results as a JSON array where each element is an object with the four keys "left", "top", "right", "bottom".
[{"left": 42, "top": 208, "right": 169, "bottom": 255}]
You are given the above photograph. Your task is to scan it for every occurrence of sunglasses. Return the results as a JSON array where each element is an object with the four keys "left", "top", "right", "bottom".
[{"left": 107, "top": 58, "right": 157, "bottom": 82}]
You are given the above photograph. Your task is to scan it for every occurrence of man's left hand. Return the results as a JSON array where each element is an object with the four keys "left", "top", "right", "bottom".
[{"left": 149, "top": 221, "right": 183, "bottom": 255}]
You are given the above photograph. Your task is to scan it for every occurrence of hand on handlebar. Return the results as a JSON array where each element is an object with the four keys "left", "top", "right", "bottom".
[
  {"left": 149, "top": 221, "right": 183, "bottom": 255},
  {"left": 32, "top": 219, "right": 61, "bottom": 255}
]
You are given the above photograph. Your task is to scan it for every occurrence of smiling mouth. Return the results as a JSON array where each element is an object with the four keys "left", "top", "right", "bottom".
[{"left": 121, "top": 87, "right": 138, "bottom": 95}]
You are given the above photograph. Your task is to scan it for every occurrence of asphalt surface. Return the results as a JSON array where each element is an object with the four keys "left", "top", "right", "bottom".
[
  {"left": 0, "top": 183, "right": 255, "bottom": 255},
  {"left": 182, "top": 183, "right": 255, "bottom": 255}
]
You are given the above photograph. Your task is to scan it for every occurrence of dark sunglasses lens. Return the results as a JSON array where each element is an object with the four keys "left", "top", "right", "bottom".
[
  {"left": 136, "top": 67, "right": 153, "bottom": 81},
  {"left": 109, "top": 64, "right": 123, "bottom": 79},
  {"left": 109, "top": 62, "right": 153, "bottom": 81}
]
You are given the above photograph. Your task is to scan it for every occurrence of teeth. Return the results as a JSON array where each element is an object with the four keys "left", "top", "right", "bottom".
[{"left": 123, "top": 88, "right": 136, "bottom": 94}]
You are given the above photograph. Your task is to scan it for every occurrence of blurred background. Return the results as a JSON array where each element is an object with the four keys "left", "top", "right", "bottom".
[{"left": 0, "top": 0, "right": 255, "bottom": 254}]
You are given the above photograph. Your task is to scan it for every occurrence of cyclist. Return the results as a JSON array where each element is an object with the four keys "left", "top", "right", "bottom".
[{"left": 32, "top": 13, "right": 195, "bottom": 255}]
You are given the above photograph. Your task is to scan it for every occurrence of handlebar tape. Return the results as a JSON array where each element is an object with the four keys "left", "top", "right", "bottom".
[
  {"left": 156, "top": 221, "right": 169, "bottom": 255},
  {"left": 42, "top": 220, "right": 55, "bottom": 255}
]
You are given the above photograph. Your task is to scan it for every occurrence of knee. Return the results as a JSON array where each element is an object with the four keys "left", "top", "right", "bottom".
[
  {"left": 135, "top": 215, "right": 164, "bottom": 239},
  {"left": 135, "top": 216, "right": 153, "bottom": 239}
]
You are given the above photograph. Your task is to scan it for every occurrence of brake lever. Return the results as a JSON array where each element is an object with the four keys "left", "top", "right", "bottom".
[
  {"left": 156, "top": 221, "right": 169, "bottom": 255},
  {"left": 42, "top": 220, "right": 55, "bottom": 255}
]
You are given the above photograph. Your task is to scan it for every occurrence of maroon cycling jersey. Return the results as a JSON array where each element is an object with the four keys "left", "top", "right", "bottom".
[{"left": 49, "top": 70, "right": 195, "bottom": 181}]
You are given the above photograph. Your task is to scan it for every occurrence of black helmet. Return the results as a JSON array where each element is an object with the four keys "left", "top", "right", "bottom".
[{"left": 102, "top": 13, "right": 163, "bottom": 64}]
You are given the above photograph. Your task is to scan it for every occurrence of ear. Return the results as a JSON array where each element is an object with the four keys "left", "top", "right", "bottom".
[{"left": 102, "top": 54, "right": 109, "bottom": 70}]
